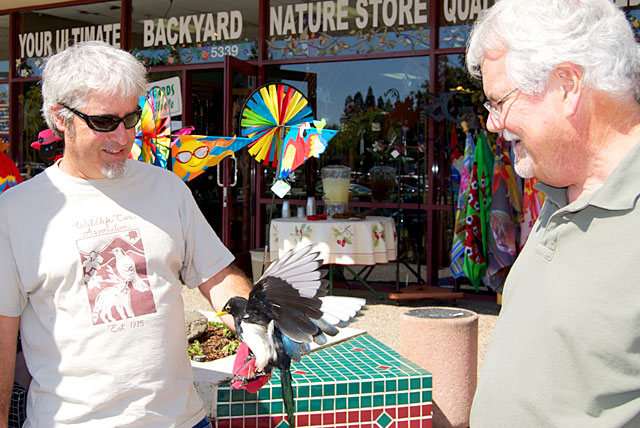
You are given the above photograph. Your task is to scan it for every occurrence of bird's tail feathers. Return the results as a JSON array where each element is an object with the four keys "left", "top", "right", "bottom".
[{"left": 281, "top": 366, "right": 296, "bottom": 428}]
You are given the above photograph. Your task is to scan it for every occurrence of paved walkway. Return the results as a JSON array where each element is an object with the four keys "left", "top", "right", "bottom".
[{"left": 181, "top": 280, "right": 500, "bottom": 379}]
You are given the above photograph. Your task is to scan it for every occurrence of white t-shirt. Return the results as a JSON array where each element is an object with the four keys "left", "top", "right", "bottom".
[{"left": 0, "top": 159, "right": 234, "bottom": 427}]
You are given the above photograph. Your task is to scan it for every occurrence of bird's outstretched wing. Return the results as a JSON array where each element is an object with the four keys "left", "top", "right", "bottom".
[
  {"left": 251, "top": 246, "right": 366, "bottom": 350},
  {"left": 248, "top": 246, "right": 329, "bottom": 344}
]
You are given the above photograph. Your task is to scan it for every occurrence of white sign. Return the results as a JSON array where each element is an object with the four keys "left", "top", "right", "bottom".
[
  {"left": 147, "top": 76, "right": 182, "bottom": 117},
  {"left": 142, "top": 12, "right": 243, "bottom": 47},
  {"left": 270, "top": 0, "right": 428, "bottom": 36},
  {"left": 18, "top": 24, "right": 121, "bottom": 59}
]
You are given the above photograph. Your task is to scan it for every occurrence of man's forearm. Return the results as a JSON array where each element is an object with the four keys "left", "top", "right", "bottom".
[
  {"left": 198, "top": 263, "right": 252, "bottom": 331},
  {"left": 0, "top": 315, "right": 20, "bottom": 428}
]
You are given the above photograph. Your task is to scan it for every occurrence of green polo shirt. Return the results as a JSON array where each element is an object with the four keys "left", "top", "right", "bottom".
[{"left": 470, "top": 143, "right": 640, "bottom": 427}]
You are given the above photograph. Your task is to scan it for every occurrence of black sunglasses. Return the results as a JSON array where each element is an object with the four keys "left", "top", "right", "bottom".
[{"left": 61, "top": 104, "right": 142, "bottom": 132}]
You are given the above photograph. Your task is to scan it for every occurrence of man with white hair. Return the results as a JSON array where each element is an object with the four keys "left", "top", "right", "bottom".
[
  {"left": 467, "top": 0, "right": 640, "bottom": 426},
  {"left": 0, "top": 41, "right": 251, "bottom": 427}
]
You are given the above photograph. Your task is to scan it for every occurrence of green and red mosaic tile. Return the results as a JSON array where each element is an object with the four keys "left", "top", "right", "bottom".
[{"left": 213, "top": 333, "right": 432, "bottom": 428}]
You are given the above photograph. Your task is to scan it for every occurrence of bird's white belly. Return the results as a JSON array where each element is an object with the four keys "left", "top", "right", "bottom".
[{"left": 240, "top": 321, "right": 277, "bottom": 371}]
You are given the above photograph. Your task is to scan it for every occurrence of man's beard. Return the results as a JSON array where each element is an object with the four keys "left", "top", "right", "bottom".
[
  {"left": 101, "top": 161, "right": 126, "bottom": 179},
  {"left": 503, "top": 130, "right": 535, "bottom": 179}
]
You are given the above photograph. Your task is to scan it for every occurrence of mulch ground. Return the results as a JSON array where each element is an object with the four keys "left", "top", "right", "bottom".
[{"left": 189, "top": 323, "right": 239, "bottom": 362}]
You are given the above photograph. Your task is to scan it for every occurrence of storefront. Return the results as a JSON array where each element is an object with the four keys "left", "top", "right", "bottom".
[{"left": 3, "top": 0, "right": 640, "bottom": 287}]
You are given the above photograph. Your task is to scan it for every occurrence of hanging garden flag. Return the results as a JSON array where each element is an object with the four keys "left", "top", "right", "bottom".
[
  {"left": 520, "top": 177, "right": 546, "bottom": 248},
  {"left": 450, "top": 132, "right": 475, "bottom": 279},
  {"left": 463, "top": 130, "right": 494, "bottom": 290},
  {"left": 486, "top": 135, "right": 521, "bottom": 292}
]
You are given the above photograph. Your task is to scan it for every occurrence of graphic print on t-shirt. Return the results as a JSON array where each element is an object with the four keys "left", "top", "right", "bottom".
[{"left": 77, "top": 229, "right": 157, "bottom": 325}]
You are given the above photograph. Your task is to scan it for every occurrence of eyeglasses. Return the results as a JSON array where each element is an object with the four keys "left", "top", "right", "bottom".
[
  {"left": 176, "top": 146, "right": 209, "bottom": 164},
  {"left": 483, "top": 87, "right": 519, "bottom": 123},
  {"left": 62, "top": 104, "right": 142, "bottom": 132}
]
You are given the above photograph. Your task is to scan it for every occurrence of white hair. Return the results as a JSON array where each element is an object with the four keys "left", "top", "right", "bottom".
[
  {"left": 466, "top": 0, "right": 640, "bottom": 97},
  {"left": 41, "top": 41, "right": 148, "bottom": 137}
]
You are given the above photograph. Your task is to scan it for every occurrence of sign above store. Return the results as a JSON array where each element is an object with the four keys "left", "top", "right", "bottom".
[
  {"left": 443, "top": 0, "right": 493, "bottom": 24},
  {"left": 18, "top": 24, "right": 121, "bottom": 59},
  {"left": 269, "top": 0, "right": 428, "bottom": 36},
  {"left": 142, "top": 11, "right": 243, "bottom": 47}
]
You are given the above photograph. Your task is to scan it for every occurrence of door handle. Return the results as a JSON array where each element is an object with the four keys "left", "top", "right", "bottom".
[
  {"left": 229, "top": 156, "right": 238, "bottom": 187},
  {"left": 216, "top": 163, "right": 223, "bottom": 187},
  {"left": 216, "top": 157, "right": 238, "bottom": 187}
]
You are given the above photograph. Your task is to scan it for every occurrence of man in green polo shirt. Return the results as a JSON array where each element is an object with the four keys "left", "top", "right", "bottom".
[{"left": 466, "top": 0, "right": 640, "bottom": 426}]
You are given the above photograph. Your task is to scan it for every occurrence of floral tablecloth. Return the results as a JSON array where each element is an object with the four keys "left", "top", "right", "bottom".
[{"left": 269, "top": 216, "right": 397, "bottom": 265}]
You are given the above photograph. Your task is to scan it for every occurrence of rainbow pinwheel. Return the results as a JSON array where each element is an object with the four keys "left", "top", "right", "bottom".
[
  {"left": 132, "top": 87, "right": 171, "bottom": 168},
  {"left": 171, "top": 134, "right": 252, "bottom": 182},
  {"left": 0, "top": 142, "right": 22, "bottom": 193},
  {"left": 240, "top": 83, "right": 336, "bottom": 180}
]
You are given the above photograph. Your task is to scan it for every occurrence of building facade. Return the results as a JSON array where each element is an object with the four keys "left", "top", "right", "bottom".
[{"left": 3, "top": 0, "right": 640, "bottom": 286}]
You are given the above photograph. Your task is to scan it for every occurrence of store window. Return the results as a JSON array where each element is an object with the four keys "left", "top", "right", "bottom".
[
  {"left": 131, "top": 0, "right": 258, "bottom": 66},
  {"left": 0, "top": 15, "right": 8, "bottom": 79},
  {"left": 268, "top": 0, "right": 430, "bottom": 59},
  {"left": 17, "top": 2, "right": 122, "bottom": 78},
  {"left": 265, "top": 56, "right": 429, "bottom": 206}
]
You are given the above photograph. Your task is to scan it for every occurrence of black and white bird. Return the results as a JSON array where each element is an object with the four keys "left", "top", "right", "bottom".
[{"left": 216, "top": 246, "right": 366, "bottom": 427}]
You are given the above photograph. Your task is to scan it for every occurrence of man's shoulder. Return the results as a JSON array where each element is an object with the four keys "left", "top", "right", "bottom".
[
  {"left": 0, "top": 167, "right": 52, "bottom": 201},
  {"left": 127, "top": 159, "right": 183, "bottom": 183}
]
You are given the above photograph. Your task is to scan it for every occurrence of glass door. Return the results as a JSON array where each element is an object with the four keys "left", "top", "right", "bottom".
[{"left": 222, "top": 56, "right": 257, "bottom": 253}]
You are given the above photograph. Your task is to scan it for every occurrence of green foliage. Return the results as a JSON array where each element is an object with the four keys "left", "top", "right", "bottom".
[
  {"left": 222, "top": 341, "right": 239, "bottom": 355},
  {"left": 188, "top": 340, "right": 204, "bottom": 356}
]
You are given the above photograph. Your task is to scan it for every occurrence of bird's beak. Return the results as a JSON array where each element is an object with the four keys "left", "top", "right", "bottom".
[{"left": 216, "top": 310, "right": 229, "bottom": 318}]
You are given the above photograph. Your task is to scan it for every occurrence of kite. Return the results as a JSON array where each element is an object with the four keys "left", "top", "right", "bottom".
[
  {"left": 278, "top": 120, "right": 336, "bottom": 180},
  {"left": 240, "top": 83, "right": 336, "bottom": 181},
  {"left": 171, "top": 134, "right": 252, "bottom": 182}
]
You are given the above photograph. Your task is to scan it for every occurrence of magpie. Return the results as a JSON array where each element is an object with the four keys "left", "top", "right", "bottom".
[{"left": 216, "top": 245, "right": 366, "bottom": 427}]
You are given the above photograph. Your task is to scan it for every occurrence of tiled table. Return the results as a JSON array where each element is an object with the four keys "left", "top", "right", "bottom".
[{"left": 213, "top": 334, "right": 432, "bottom": 428}]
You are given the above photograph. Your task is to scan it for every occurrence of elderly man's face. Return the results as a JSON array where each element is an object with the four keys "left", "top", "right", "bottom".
[
  {"left": 481, "top": 50, "right": 567, "bottom": 183},
  {"left": 54, "top": 92, "right": 138, "bottom": 179}
]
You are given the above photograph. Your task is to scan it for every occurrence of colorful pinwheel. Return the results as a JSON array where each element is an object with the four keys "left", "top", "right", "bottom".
[
  {"left": 132, "top": 87, "right": 172, "bottom": 168},
  {"left": 240, "top": 83, "right": 336, "bottom": 180}
]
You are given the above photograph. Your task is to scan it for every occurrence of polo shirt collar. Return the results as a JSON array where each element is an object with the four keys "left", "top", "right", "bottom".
[{"left": 535, "top": 142, "right": 640, "bottom": 211}]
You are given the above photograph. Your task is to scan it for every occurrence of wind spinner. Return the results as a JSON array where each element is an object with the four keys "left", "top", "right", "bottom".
[
  {"left": 132, "top": 86, "right": 172, "bottom": 168},
  {"left": 239, "top": 83, "right": 337, "bottom": 180}
]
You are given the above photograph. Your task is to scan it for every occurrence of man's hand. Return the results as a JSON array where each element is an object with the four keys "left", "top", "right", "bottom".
[
  {"left": 0, "top": 316, "right": 20, "bottom": 428},
  {"left": 198, "top": 263, "right": 252, "bottom": 332}
]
